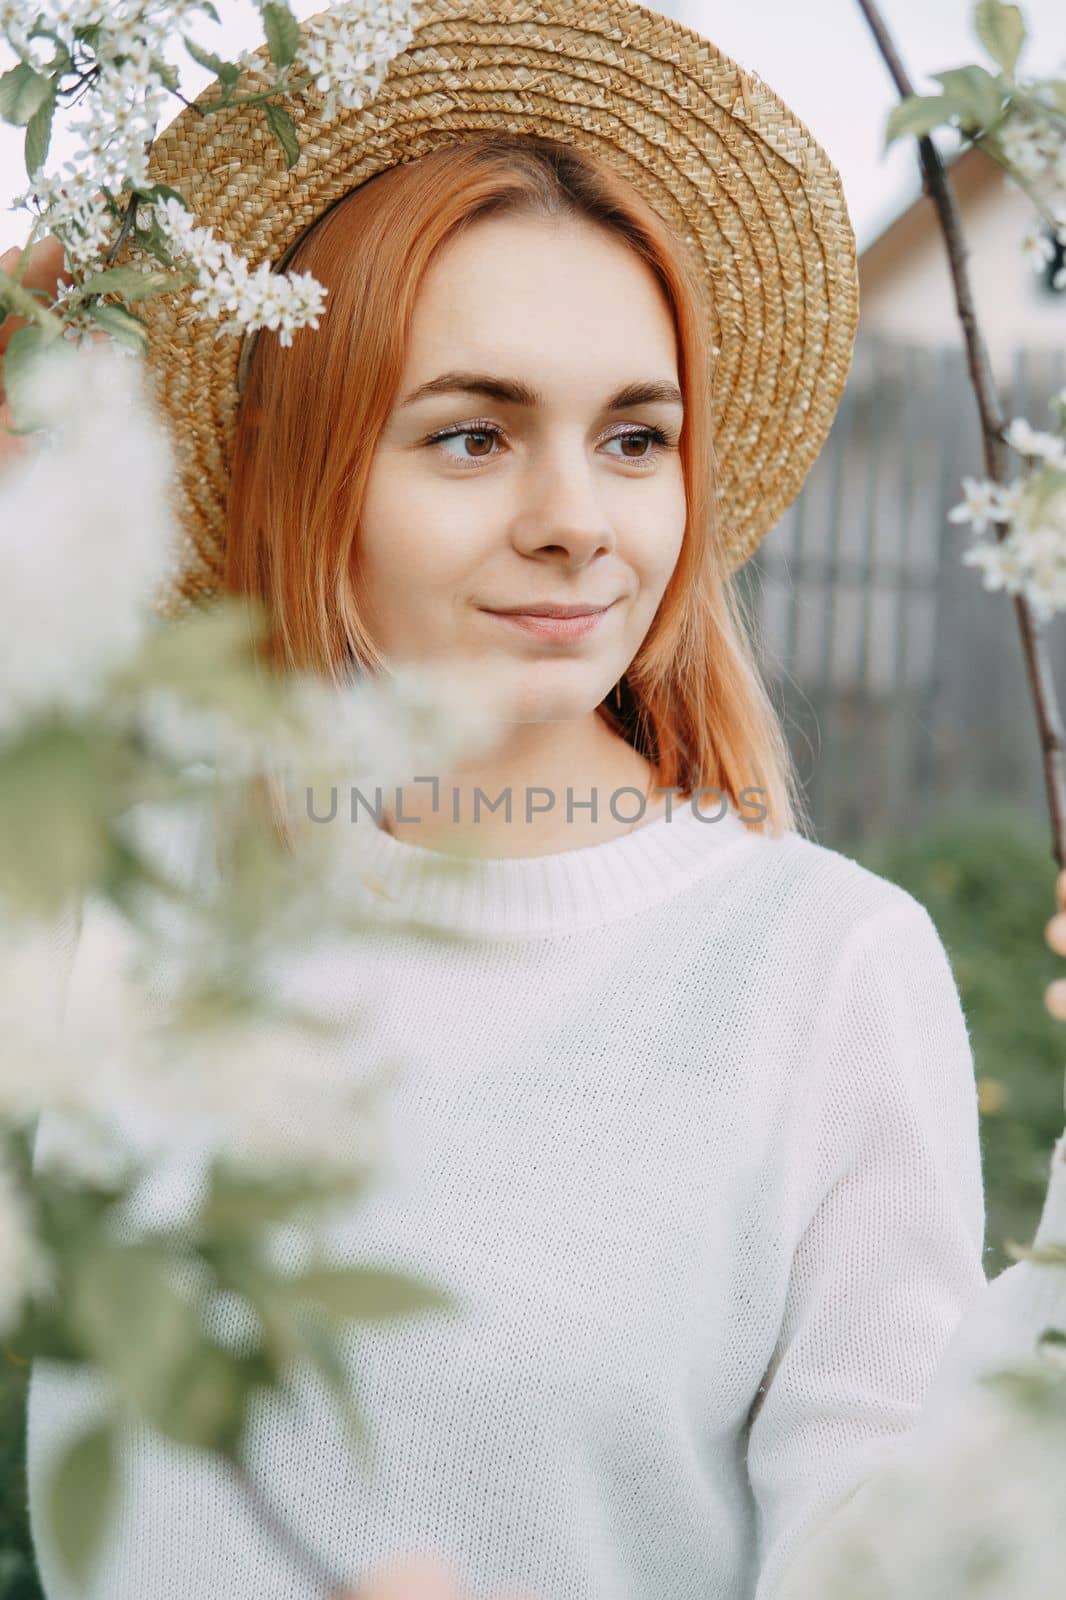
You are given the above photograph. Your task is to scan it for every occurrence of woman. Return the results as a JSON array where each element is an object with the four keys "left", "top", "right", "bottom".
[{"left": 5, "top": 5, "right": 1066, "bottom": 1599}]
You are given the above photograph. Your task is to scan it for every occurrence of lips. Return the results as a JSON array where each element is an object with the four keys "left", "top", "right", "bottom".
[
  {"left": 484, "top": 607, "right": 610, "bottom": 642},
  {"left": 487, "top": 603, "right": 611, "bottom": 618}
]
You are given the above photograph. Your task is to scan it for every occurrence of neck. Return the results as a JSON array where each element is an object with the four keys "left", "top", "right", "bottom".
[{"left": 379, "top": 708, "right": 670, "bottom": 858}]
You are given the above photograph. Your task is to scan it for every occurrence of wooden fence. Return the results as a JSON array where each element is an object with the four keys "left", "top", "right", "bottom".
[{"left": 737, "top": 332, "right": 1066, "bottom": 846}]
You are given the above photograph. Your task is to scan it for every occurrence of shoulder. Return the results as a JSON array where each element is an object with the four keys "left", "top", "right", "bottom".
[{"left": 726, "top": 814, "right": 949, "bottom": 978}]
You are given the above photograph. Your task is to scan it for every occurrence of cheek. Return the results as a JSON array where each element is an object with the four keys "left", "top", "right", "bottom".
[
  {"left": 360, "top": 460, "right": 448, "bottom": 590},
  {"left": 357, "top": 473, "right": 489, "bottom": 638},
  {"left": 628, "top": 478, "right": 687, "bottom": 593}
]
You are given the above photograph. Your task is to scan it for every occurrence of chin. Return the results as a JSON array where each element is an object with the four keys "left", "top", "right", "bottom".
[{"left": 507, "top": 682, "right": 610, "bottom": 724}]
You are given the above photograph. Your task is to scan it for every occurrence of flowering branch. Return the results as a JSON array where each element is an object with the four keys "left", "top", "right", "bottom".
[
  {"left": 857, "top": 0, "right": 1066, "bottom": 870},
  {"left": 0, "top": 6, "right": 531, "bottom": 1594}
]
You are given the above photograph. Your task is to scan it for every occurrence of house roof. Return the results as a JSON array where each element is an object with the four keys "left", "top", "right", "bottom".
[{"left": 858, "top": 143, "right": 997, "bottom": 261}]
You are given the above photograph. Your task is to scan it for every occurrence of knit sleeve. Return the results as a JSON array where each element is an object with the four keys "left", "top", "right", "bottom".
[{"left": 745, "top": 896, "right": 1066, "bottom": 1600}]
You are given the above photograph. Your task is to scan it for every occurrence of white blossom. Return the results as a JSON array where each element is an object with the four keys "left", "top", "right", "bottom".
[
  {"left": 291, "top": 0, "right": 419, "bottom": 123},
  {"left": 1005, "top": 416, "right": 1066, "bottom": 466},
  {"left": 135, "top": 655, "right": 506, "bottom": 796},
  {"left": 5, "top": 884, "right": 384, "bottom": 1193},
  {"left": 156, "top": 196, "right": 329, "bottom": 346},
  {"left": 992, "top": 475, "right": 1030, "bottom": 524},
  {"left": 962, "top": 534, "right": 1027, "bottom": 596},
  {"left": 1001, "top": 113, "right": 1054, "bottom": 181},
  {"left": 1021, "top": 224, "right": 1057, "bottom": 271},
  {"left": 2, "top": 2, "right": 420, "bottom": 344},
  {"left": 10, "top": 165, "right": 114, "bottom": 268},
  {"left": 0, "top": 340, "right": 179, "bottom": 743},
  {"left": 781, "top": 1374, "right": 1066, "bottom": 1600},
  {"left": 963, "top": 520, "right": 1066, "bottom": 623},
  {"left": 947, "top": 475, "right": 1003, "bottom": 534}
]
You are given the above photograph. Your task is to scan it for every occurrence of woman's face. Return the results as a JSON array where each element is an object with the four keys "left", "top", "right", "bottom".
[{"left": 359, "top": 210, "right": 687, "bottom": 723}]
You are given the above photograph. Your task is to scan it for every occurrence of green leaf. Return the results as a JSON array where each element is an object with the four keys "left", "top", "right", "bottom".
[
  {"left": 0, "top": 63, "right": 51, "bottom": 126},
  {"left": 264, "top": 100, "right": 301, "bottom": 170},
  {"left": 150, "top": 54, "right": 180, "bottom": 92},
  {"left": 24, "top": 82, "right": 57, "bottom": 178},
  {"left": 78, "top": 265, "right": 178, "bottom": 302},
  {"left": 83, "top": 298, "right": 150, "bottom": 352},
  {"left": 884, "top": 92, "right": 966, "bottom": 149},
  {"left": 2, "top": 322, "right": 51, "bottom": 430},
  {"left": 282, "top": 1264, "right": 457, "bottom": 1322},
  {"left": 67, "top": 1243, "right": 206, "bottom": 1422},
  {"left": 974, "top": 0, "right": 1026, "bottom": 77},
  {"left": 61, "top": 1219, "right": 270, "bottom": 1457},
  {"left": 930, "top": 65, "right": 1007, "bottom": 131},
  {"left": 291, "top": 1310, "right": 373, "bottom": 1457},
  {"left": 183, "top": 34, "right": 242, "bottom": 88},
  {"left": 262, "top": 2, "right": 301, "bottom": 69},
  {"left": 0, "top": 723, "right": 117, "bottom": 917},
  {"left": 132, "top": 180, "right": 189, "bottom": 209},
  {"left": 48, "top": 1417, "right": 118, "bottom": 1587},
  {"left": 118, "top": 598, "right": 272, "bottom": 698},
  {"left": 145, "top": 1340, "right": 266, "bottom": 1455},
  {"left": 199, "top": 1162, "right": 369, "bottom": 1243}
]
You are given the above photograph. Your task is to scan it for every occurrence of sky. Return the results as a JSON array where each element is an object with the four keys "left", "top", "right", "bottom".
[{"left": 0, "top": 0, "right": 1063, "bottom": 253}]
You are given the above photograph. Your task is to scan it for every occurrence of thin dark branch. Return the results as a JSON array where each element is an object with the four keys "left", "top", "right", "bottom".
[{"left": 225, "top": 1453, "right": 353, "bottom": 1598}]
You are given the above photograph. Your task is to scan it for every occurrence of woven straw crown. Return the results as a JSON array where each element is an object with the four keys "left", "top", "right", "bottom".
[{"left": 138, "top": 0, "right": 860, "bottom": 619}]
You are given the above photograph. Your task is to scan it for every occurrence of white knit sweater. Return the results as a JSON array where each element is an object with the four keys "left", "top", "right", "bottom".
[{"left": 25, "top": 796, "right": 1066, "bottom": 1600}]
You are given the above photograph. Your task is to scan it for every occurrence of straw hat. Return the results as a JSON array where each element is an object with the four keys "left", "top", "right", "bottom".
[{"left": 138, "top": 0, "right": 859, "bottom": 619}]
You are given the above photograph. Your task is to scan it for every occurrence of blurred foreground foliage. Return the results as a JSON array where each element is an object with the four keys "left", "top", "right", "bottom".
[{"left": 2, "top": 795, "right": 1064, "bottom": 1596}]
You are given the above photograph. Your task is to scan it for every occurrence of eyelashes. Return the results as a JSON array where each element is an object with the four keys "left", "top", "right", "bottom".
[{"left": 424, "top": 420, "right": 678, "bottom": 470}]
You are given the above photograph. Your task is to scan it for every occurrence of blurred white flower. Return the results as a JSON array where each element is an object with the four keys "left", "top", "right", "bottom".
[
  {"left": 2, "top": 887, "right": 382, "bottom": 1192},
  {"left": 1005, "top": 417, "right": 1066, "bottom": 465},
  {"left": 948, "top": 476, "right": 1003, "bottom": 534},
  {"left": 963, "top": 522, "right": 1066, "bottom": 623},
  {"left": 948, "top": 474, "right": 1032, "bottom": 534},
  {"left": 0, "top": 340, "right": 179, "bottom": 744},
  {"left": 963, "top": 534, "right": 1028, "bottom": 597},
  {"left": 1021, "top": 225, "right": 1057, "bottom": 272},
  {"left": 782, "top": 1374, "right": 1066, "bottom": 1600},
  {"left": 992, "top": 475, "right": 1030, "bottom": 523},
  {"left": 132, "top": 654, "right": 510, "bottom": 813},
  {"left": 1001, "top": 114, "right": 1054, "bottom": 181}
]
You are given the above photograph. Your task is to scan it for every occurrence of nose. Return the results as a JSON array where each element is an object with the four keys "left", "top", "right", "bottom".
[{"left": 508, "top": 441, "right": 616, "bottom": 567}]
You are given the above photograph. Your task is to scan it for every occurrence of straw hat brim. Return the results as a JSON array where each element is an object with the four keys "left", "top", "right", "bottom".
[{"left": 138, "top": 0, "right": 859, "bottom": 618}]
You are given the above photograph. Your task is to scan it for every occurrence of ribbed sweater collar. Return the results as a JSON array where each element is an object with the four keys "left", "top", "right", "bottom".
[{"left": 348, "top": 795, "right": 758, "bottom": 940}]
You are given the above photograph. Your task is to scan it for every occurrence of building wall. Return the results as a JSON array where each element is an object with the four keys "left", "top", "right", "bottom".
[{"left": 858, "top": 158, "right": 1065, "bottom": 388}]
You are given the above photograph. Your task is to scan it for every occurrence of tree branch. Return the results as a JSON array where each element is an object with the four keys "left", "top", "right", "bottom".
[{"left": 855, "top": 0, "right": 1066, "bottom": 871}]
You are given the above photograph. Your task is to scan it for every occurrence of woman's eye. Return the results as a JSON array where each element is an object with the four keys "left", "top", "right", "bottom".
[
  {"left": 603, "top": 430, "right": 668, "bottom": 461},
  {"left": 434, "top": 427, "right": 500, "bottom": 462},
  {"left": 429, "top": 425, "right": 671, "bottom": 467}
]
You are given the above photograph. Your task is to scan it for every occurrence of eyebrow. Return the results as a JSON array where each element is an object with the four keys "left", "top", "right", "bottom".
[{"left": 398, "top": 371, "right": 685, "bottom": 412}]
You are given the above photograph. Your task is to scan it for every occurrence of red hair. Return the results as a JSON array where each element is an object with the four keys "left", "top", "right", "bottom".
[{"left": 226, "top": 132, "right": 806, "bottom": 839}]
